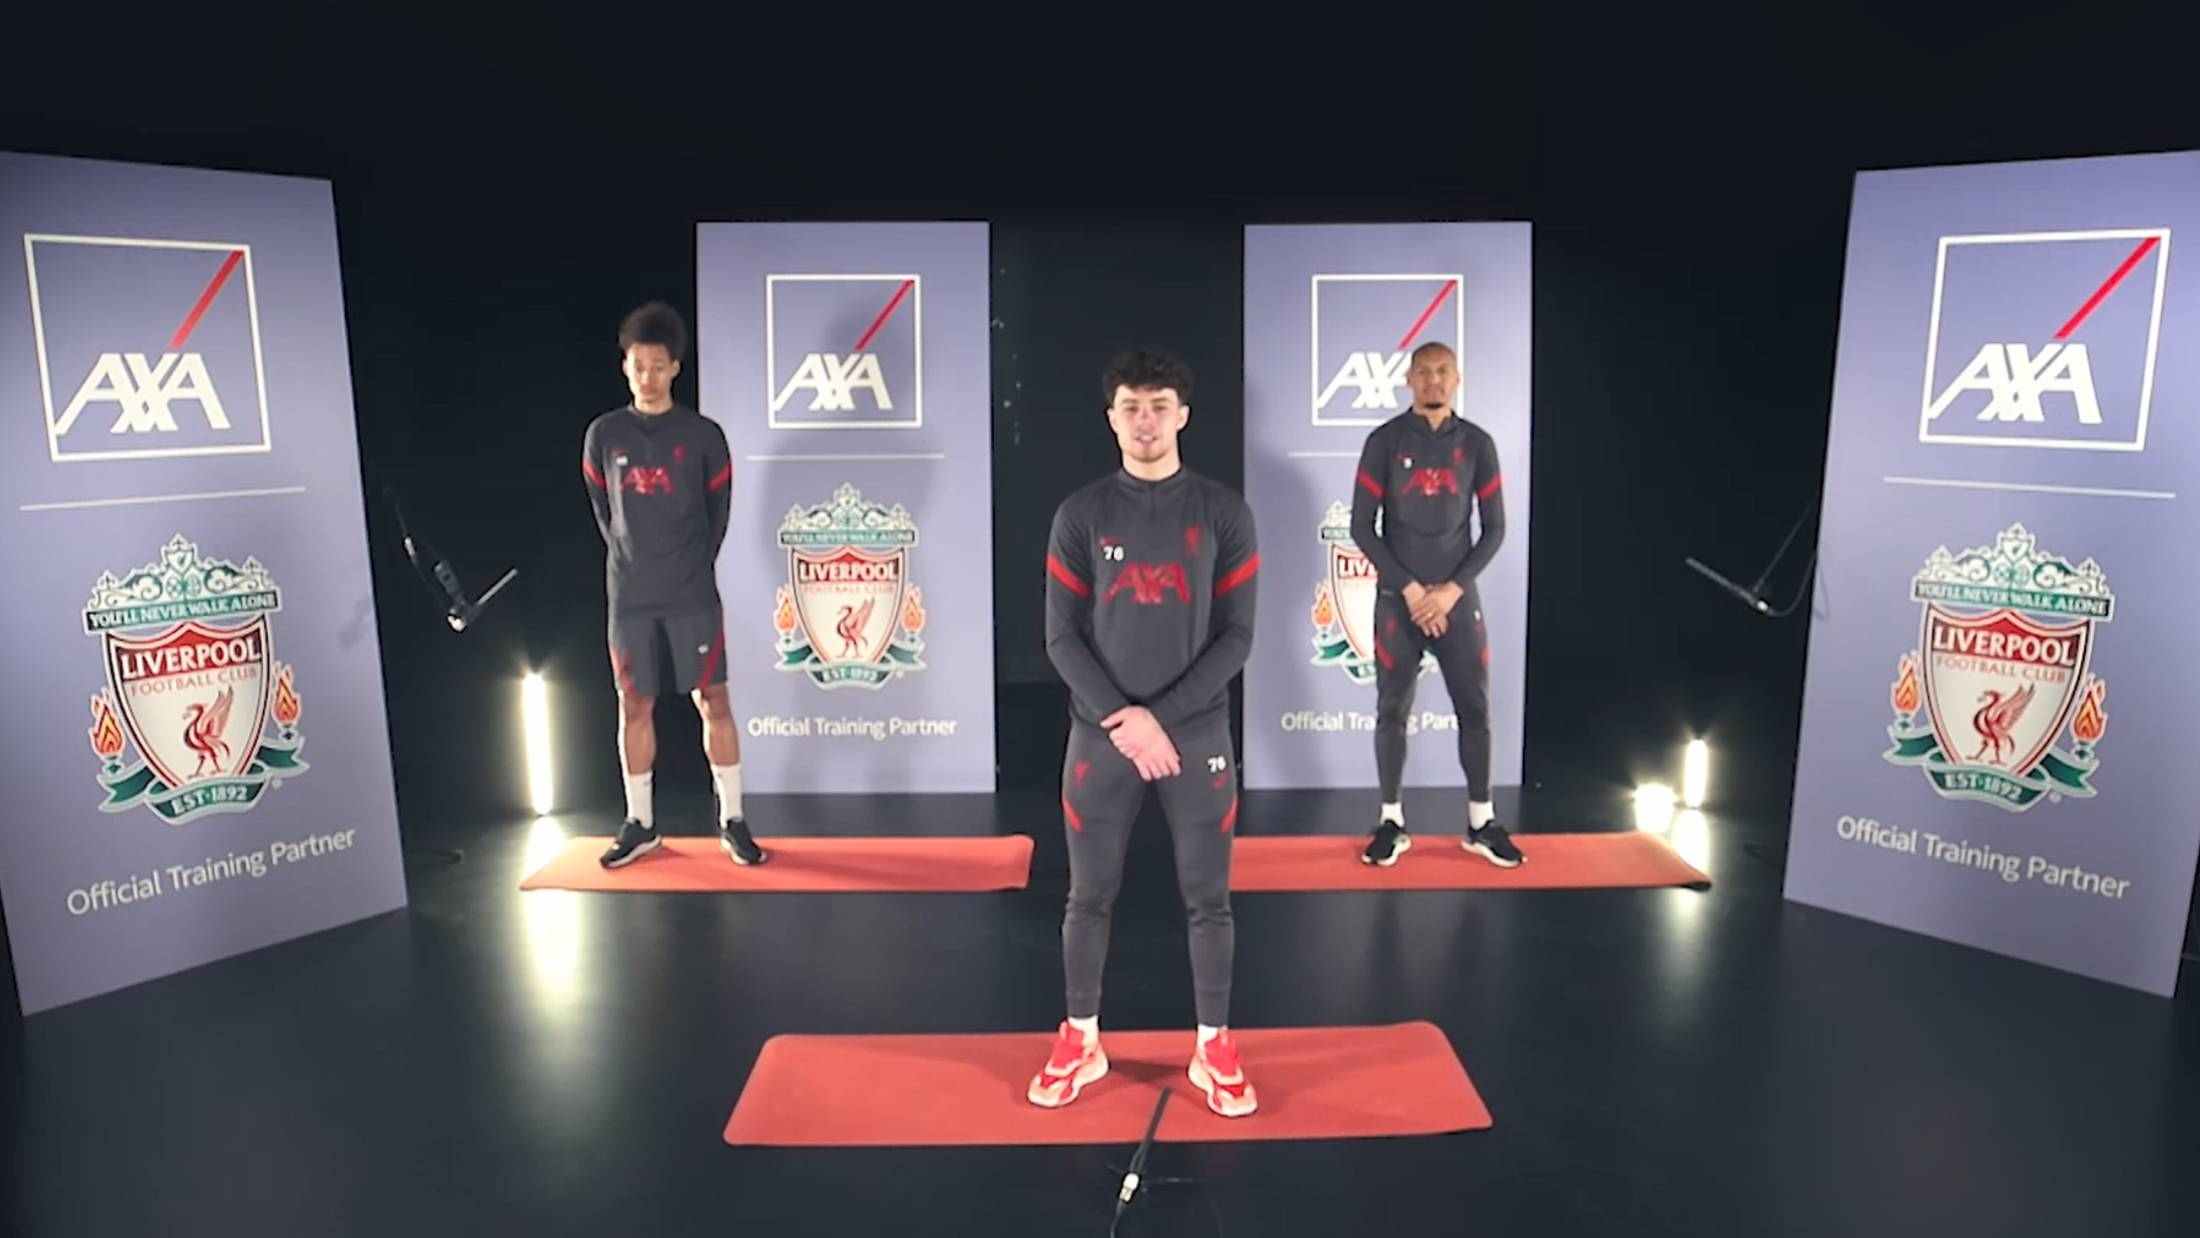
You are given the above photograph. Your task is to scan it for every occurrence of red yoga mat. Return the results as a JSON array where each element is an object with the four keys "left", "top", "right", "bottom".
[
  {"left": 723, "top": 1021, "right": 1490, "bottom": 1147},
  {"left": 1228, "top": 831, "right": 1710, "bottom": 892},
  {"left": 518, "top": 835, "right": 1034, "bottom": 893}
]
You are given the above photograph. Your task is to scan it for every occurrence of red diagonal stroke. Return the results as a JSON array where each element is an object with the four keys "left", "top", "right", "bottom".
[
  {"left": 851, "top": 279, "right": 915, "bottom": 352},
  {"left": 2054, "top": 236, "right": 2160, "bottom": 340},
  {"left": 169, "top": 250, "right": 244, "bottom": 350},
  {"left": 1395, "top": 278, "right": 1459, "bottom": 351}
]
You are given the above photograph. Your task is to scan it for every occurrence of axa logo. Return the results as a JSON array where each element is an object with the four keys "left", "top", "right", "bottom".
[
  {"left": 774, "top": 352, "right": 892, "bottom": 413},
  {"left": 1403, "top": 465, "right": 1459, "bottom": 497},
  {"left": 1104, "top": 562, "right": 1190, "bottom": 606},
  {"left": 1317, "top": 351, "right": 1410, "bottom": 412},
  {"left": 620, "top": 466, "right": 674, "bottom": 496},
  {"left": 766, "top": 274, "right": 922, "bottom": 430},
  {"left": 1310, "top": 274, "right": 1462, "bottom": 427},
  {"left": 57, "top": 354, "right": 232, "bottom": 435},
  {"left": 1919, "top": 229, "right": 2169, "bottom": 452},
  {"left": 27, "top": 236, "right": 272, "bottom": 462},
  {"left": 1927, "top": 343, "right": 2101, "bottom": 425}
]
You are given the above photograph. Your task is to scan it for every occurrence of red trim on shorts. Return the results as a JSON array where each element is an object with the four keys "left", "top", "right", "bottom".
[{"left": 695, "top": 628, "right": 725, "bottom": 692}]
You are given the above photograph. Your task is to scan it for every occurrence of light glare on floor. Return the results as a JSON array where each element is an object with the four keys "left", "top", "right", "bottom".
[
  {"left": 1634, "top": 783, "right": 1677, "bottom": 832},
  {"left": 1670, "top": 809, "right": 1712, "bottom": 874}
]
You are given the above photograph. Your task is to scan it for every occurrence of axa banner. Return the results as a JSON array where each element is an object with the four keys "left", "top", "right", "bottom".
[
  {"left": 1241, "top": 224, "right": 1532, "bottom": 791},
  {"left": 697, "top": 223, "right": 992, "bottom": 792},
  {"left": 1787, "top": 150, "right": 2200, "bottom": 996},
  {"left": 0, "top": 152, "right": 406, "bottom": 1013}
]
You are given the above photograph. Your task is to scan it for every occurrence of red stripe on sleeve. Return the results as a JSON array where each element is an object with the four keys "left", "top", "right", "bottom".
[
  {"left": 583, "top": 458, "right": 606, "bottom": 488},
  {"left": 707, "top": 462, "right": 733, "bottom": 492},
  {"left": 1046, "top": 553, "right": 1090, "bottom": 598},
  {"left": 1214, "top": 553, "right": 1260, "bottom": 598},
  {"left": 1477, "top": 472, "right": 1502, "bottom": 499},
  {"left": 1357, "top": 469, "right": 1385, "bottom": 499}
]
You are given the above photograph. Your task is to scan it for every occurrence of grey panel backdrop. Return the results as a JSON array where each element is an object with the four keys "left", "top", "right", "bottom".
[
  {"left": 697, "top": 223, "right": 993, "bottom": 793},
  {"left": 1786, "top": 151, "right": 2199, "bottom": 996},
  {"left": 0, "top": 152, "right": 407, "bottom": 1013},
  {"left": 1242, "top": 224, "right": 1531, "bottom": 793}
]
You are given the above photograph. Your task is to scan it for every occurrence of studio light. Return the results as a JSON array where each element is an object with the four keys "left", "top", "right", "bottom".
[
  {"left": 522, "top": 672, "right": 554, "bottom": 817},
  {"left": 1683, "top": 738, "right": 1710, "bottom": 809}
]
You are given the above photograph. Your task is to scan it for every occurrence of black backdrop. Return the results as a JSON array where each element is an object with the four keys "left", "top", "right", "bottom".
[{"left": 2, "top": 14, "right": 2193, "bottom": 958}]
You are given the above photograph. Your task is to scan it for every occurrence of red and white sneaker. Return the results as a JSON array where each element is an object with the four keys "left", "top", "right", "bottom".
[
  {"left": 1026, "top": 1022, "right": 1108, "bottom": 1108},
  {"left": 1188, "top": 1030, "right": 1259, "bottom": 1117}
]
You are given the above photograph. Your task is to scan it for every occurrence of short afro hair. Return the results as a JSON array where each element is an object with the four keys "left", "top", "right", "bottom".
[
  {"left": 618, "top": 301, "right": 688, "bottom": 362},
  {"left": 1101, "top": 349, "right": 1194, "bottom": 405}
]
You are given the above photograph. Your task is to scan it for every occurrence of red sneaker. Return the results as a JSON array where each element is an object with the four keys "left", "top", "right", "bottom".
[
  {"left": 1188, "top": 1030, "right": 1258, "bottom": 1117},
  {"left": 1026, "top": 1022, "right": 1108, "bottom": 1108}
]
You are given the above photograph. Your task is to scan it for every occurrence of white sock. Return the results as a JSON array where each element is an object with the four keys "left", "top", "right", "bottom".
[
  {"left": 624, "top": 771, "right": 654, "bottom": 829},
  {"left": 1380, "top": 802, "right": 1404, "bottom": 827},
  {"left": 1469, "top": 800, "right": 1495, "bottom": 829},
  {"left": 1068, "top": 1015, "right": 1099, "bottom": 1045},
  {"left": 1197, "top": 1024, "right": 1223, "bottom": 1047},
  {"left": 712, "top": 762, "right": 744, "bottom": 822}
]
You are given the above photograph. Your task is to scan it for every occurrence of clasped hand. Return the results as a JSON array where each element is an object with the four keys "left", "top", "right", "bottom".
[
  {"left": 1101, "top": 706, "right": 1180, "bottom": 781},
  {"left": 1401, "top": 581, "right": 1464, "bottom": 638}
]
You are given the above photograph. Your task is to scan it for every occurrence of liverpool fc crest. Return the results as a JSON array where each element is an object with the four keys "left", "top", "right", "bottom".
[
  {"left": 1310, "top": 500, "right": 1434, "bottom": 683},
  {"left": 1885, "top": 524, "right": 2110, "bottom": 811},
  {"left": 83, "top": 535, "right": 307, "bottom": 824},
  {"left": 771, "top": 483, "right": 927, "bottom": 689}
]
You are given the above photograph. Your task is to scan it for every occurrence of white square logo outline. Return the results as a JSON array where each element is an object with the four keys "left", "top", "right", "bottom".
[
  {"left": 1309, "top": 273, "right": 1466, "bottom": 428},
  {"left": 24, "top": 233, "right": 273, "bottom": 463},
  {"left": 1917, "top": 228, "right": 2170, "bottom": 452},
  {"left": 764, "top": 273, "right": 924, "bottom": 431}
]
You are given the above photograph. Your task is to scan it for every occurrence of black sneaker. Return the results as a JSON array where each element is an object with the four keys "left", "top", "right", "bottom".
[
  {"left": 1463, "top": 822, "right": 1524, "bottom": 868},
  {"left": 1361, "top": 821, "right": 1412, "bottom": 867},
  {"left": 719, "top": 817, "right": 767, "bottom": 866},
  {"left": 599, "top": 819, "right": 661, "bottom": 869}
]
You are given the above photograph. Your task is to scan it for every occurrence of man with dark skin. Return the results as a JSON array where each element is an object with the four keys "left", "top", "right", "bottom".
[{"left": 1351, "top": 341, "right": 1521, "bottom": 870}]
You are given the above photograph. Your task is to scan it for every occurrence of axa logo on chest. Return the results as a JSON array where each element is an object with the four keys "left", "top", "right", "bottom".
[
  {"left": 1918, "top": 229, "right": 2169, "bottom": 451},
  {"left": 766, "top": 274, "right": 922, "bottom": 429},
  {"left": 1105, "top": 562, "right": 1190, "bottom": 606},
  {"left": 1403, "top": 465, "right": 1459, "bottom": 497},
  {"left": 26, "top": 235, "right": 273, "bottom": 462},
  {"left": 1310, "top": 274, "right": 1463, "bottom": 426}
]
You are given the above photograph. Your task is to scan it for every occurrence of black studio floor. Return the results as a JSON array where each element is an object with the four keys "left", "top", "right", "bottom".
[{"left": 3, "top": 781, "right": 2197, "bottom": 1237}]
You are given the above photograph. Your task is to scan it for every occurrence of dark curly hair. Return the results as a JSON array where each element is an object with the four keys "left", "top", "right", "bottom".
[
  {"left": 618, "top": 301, "right": 688, "bottom": 362},
  {"left": 1101, "top": 349, "right": 1193, "bottom": 405}
]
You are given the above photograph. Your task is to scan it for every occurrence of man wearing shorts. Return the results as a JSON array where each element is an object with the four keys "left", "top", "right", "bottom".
[{"left": 583, "top": 301, "right": 765, "bottom": 869}]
